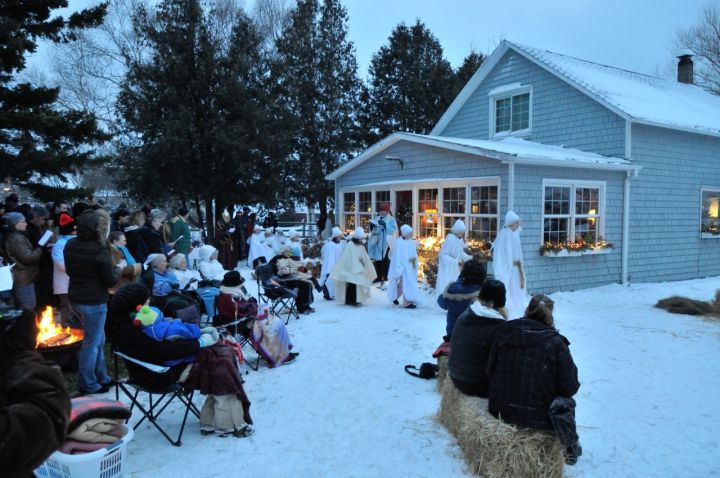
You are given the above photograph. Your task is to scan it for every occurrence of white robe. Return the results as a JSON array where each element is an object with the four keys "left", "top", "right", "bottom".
[
  {"left": 247, "top": 232, "right": 272, "bottom": 266},
  {"left": 198, "top": 259, "right": 226, "bottom": 281},
  {"left": 319, "top": 239, "right": 343, "bottom": 299},
  {"left": 386, "top": 237, "right": 422, "bottom": 305},
  {"left": 491, "top": 226, "right": 529, "bottom": 319},
  {"left": 330, "top": 242, "right": 377, "bottom": 304},
  {"left": 435, "top": 234, "right": 472, "bottom": 297}
]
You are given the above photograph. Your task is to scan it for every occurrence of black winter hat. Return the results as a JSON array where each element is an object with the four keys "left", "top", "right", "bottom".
[
  {"left": 110, "top": 282, "right": 150, "bottom": 315},
  {"left": 222, "top": 270, "right": 244, "bottom": 287},
  {"left": 459, "top": 260, "right": 487, "bottom": 286},
  {"left": 479, "top": 279, "right": 506, "bottom": 308}
]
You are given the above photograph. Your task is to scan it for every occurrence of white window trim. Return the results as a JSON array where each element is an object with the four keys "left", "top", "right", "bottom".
[
  {"left": 541, "top": 179, "right": 606, "bottom": 246},
  {"left": 488, "top": 84, "right": 533, "bottom": 139},
  {"left": 339, "top": 177, "right": 501, "bottom": 238},
  {"left": 700, "top": 186, "right": 720, "bottom": 239}
]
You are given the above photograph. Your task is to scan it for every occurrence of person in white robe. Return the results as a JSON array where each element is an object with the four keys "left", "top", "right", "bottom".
[
  {"left": 491, "top": 211, "right": 529, "bottom": 319},
  {"left": 271, "top": 230, "right": 289, "bottom": 256},
  {"left": 319, "top": 227, "right": 344, "bottom": 300},
  {"left": 330, "top": 227, "right": 377, "bottom": 305},
  {"left": 387, "top": 224, "right": 422, "bottom": 308},
  {"left": 287, "top": 229, "right": 304, "bottom": 260},
  {"left": 435, "top": 219, "right": 473, "bottom": 298},
  {"left": 197, "top": 245, "right": 227, "bottom": 281},
  {"left": 247, "top": 225, "right": 271, "bottom": 267}
]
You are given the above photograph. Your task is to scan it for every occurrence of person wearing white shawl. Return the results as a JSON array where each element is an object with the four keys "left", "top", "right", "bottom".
[
  {"left": 168, "top": 253, "right": 201, "bottom": 290},
  {"left": 435, "top": 219, "right": 473, "bottom": 298},
  {"left": 247, "top": 225, "right": 271, "bottom": 267},
  {"left": 197, "top": 245, "right": 227, "bottom": 281},
  {"left": 319, "top": 227, "right": 344, "bottom": 300},
  {"left": 330, "top": 227, "right": 377, "bottom": 305},
  {"left": 271, "top": 230, "right": 289, "bottom": 256},
  {"left": 287, "top": 229, "right": 303, "bottom": 260},
  {"left": 387, "top": 224, "right": 422, "bottom": 308},
  {"left": 491, "top": 211, "right": 529, "bottom": 319}
]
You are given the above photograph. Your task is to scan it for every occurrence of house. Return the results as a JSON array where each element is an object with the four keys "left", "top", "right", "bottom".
[{"left": 327, "top": 40, "right": 720, "bottom": 293}]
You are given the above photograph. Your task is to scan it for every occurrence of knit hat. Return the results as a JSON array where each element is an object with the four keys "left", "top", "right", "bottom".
[
  {"left": 479, "top": 279, "right": 506, "bottom": 308},
  {"left": 400, "top": 224, "right": 413, "bottom": 237},
  {"left": 132, "top": 305, "right": 161, "bottom": 328},
  {"left": 504, "top": 211, "right": 521, "bottom": 227},
  {"left": 331, "top": 226, "right": 343, "bottom": 238},
  {"left": 3, "top": 212, "right": 25, "bottom": 228},
  {"left": 352, "top": 227, "right": 366, "bottom": 240},
  {"left": 222, "top": 270, "right": 243, "bottom": 287},
  {"left": 57, "top": 212, "right": 75, "bottom": 235},
  {"left": 459, "top": 260, "right": 487, "bottom": 286},
  {"left": 451, "top": 219, "right": 466, "bottom": 234}
]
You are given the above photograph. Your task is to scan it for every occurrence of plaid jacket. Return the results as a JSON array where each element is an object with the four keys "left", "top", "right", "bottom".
[{"left": 488, "top": 318, "right": 579, "bottom": 430}]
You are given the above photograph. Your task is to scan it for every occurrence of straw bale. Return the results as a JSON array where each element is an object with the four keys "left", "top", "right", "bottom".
[
  {"left": 438, "top": 379, "right": 565, "bottom": 478},
  {"left": 436, "top": 355, "right": 448, "bottom": 391}
]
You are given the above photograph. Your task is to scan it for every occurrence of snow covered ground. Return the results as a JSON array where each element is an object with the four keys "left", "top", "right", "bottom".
[{"left": 118, "top": 274, "right": 720, "bottom": 478}]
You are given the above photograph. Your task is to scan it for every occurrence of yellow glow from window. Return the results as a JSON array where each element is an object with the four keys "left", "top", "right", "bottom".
[{"left": 709, "top": 198, "right": 719, "bottom": 218}]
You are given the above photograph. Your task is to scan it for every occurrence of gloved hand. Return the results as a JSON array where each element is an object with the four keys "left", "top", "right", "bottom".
[{"left": 198, "top": 327, "right": 219, "bottom": 348}]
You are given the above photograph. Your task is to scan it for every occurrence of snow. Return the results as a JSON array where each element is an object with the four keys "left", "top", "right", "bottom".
[
  {"left": 117, "top": 273, "right": 720, "bottom": 477},
  {"left": 510, "top": 41, "right": 720, "bottom": 137}
]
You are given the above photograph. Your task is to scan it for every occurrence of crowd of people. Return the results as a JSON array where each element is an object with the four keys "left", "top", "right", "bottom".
[{"left": 0, "top": 193, "right": 579, "bottom": 470}]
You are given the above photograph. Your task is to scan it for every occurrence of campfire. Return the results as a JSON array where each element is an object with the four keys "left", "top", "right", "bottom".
[{"left": 36, "top": 306, "right": 84, "bottom": 349}]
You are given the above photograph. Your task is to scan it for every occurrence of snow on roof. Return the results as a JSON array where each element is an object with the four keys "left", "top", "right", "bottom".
[
  {"left": 508, "top": 41, "right": 720, "bottom": 136},
  {"left": 326, "top": 132, "right": 637, "bottom": 180}
]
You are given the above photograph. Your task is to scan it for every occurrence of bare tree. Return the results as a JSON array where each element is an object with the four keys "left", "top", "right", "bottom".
[
  {"left": 676, "top": 4, "right": 720, "bottom": 94},
  {"left": 251, "top": 0, "right": 292, "bottom": 52}
]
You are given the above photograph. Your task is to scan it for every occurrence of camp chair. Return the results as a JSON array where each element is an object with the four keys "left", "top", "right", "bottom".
[
  {"left": 113, "top": 351, "right": 201, "bottom": 447},
  {"left": 255, "top": 263, "right": 299, "bottom": 324}
]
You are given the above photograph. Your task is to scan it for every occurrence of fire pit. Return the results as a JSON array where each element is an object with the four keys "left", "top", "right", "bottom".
[{"left": 36, "top": 306, "right": 84, "bottom": 370}]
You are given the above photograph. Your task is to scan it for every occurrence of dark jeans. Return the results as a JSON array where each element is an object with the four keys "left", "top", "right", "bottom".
[{"left": 345, "top": 283, "right": 357, "bottom": 305}]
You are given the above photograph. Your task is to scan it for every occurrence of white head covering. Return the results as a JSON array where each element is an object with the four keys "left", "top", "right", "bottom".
[
  {"left": 352, "top": 227, "right": 366, "bottom": 240},
  {"left": 288, "top": 229, "right": 300, "bottom": 239},
  {"left": 400, "top": 224, "right": 413, "bottom": 237},
  {"left": 144, "top": 253, "right": 164, "bottom": 270},
  {"left": 197, "top": 244, "right": 217, "bottom": 262},
  {"left": 451, "top": 219, "right": 466, "bottom": 234},
  {"left": 504, "top": 211, "right": 521, "bottom": 227},
  {"left": 331, "top": 226, "right": 343, "bottom": 238}
]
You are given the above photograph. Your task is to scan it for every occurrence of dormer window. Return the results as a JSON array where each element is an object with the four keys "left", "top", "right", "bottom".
[{"left": 489, "top": 84, "right": 532, "bottom": 137}]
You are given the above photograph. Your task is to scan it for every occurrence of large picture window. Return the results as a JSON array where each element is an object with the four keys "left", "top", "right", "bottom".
[
  {"left": 701, "top": 188, "right": 720, "bottom": 235},
  {"left": 418, "top": 188, "right": 439, "bottom": 237},
  {"left": 469, "top": 185, "right": 498, "bottom": 240},
  {"left": 542, "top": 181, "right": 603, "bottom": 244},
  {"left": 342, "top": 192, "right": 356, "bottom": 232}
]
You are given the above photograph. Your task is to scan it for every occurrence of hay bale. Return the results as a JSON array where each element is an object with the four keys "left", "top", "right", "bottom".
[
  {"left": 436, "top": 355, "right": 448, "bottom": 391},
  {"left": 655, "top": 296, "right": 713, "bottom": 315},
  {"left": 438, "top": 379, "right": 565, "bottom": 478}
]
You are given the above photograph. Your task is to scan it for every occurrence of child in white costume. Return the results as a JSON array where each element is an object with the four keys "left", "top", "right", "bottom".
[
  {"left": 435, "top": 219, "right": 472, "bottom": 297},
  {"left": 387, "top": 224, "right": 422, "bottom": 308},
  {"left": 491, "top": 211, "right": 529, "bottom": 319}
]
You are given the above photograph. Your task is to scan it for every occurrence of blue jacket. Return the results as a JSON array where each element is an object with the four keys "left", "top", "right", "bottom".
[{"left": 437, "top": 280, "right": 482, "bottom": 337}]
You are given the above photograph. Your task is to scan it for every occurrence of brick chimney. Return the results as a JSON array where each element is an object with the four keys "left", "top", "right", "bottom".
[{"left": 677, "top": 54, "right": 694, "bottom": 84}]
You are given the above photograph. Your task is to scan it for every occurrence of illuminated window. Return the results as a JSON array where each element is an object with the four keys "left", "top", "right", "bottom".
[
  {"left": 469, "top": 185, "right": 498, "bottom": 240},
  {"left": 542, "top": 181, "right": 603, "bottom": 243},
  {"left": 417, "top": 189, "right": 438, "bottom": 237},
  {"left": 701, "top": 188, "right": 720, "bottom": 235}
]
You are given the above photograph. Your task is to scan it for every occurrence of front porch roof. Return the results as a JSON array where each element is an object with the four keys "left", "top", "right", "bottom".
[{"left": 326, "top": 132, "right": 639, "bottom": 180}]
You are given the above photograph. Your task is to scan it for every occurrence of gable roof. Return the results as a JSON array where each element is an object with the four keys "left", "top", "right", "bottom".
[
  {"left": 325, "top": 132, "right": 638, "bottom": 180},
  {"left": 431, "top": 40, "right": 720, "bottom": 138}
]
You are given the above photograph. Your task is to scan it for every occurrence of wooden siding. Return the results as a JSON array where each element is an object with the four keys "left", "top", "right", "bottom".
[
  {"left": 628, "top": 124, "right": 720, "bottom": 283},
  {"left": 439, "top": 50, "right": 627, "bottom": 158}
]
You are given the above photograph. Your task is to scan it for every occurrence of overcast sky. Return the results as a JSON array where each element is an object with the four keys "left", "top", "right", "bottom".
[{"left": 32, "top": 0, "right": 712, "bottom": 80}]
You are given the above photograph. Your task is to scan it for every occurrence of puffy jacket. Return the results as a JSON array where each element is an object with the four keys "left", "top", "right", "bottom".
[
  {"left": 4, "top": 232, "right": 42, "bottom": 287},
  {"left": 448, "top": 302, "right": 506, "bottom": 397},
  {"left": 64, "top": 210, "right": 120, "bottom": 305},
  {"left": 437, "top": 280, "right": 482, "bottom": 337},
  {"left": 488, "top": 318, "right": 580, "bottom": 430}
]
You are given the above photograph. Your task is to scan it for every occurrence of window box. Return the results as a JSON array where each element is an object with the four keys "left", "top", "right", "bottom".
[{"left": 540, "top": 240, "right": 613, "bottom": 257}]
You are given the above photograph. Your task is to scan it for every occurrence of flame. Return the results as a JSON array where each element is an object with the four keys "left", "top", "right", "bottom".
[{"left": 36, "top": 306, "right": 83, "bottom": 348}]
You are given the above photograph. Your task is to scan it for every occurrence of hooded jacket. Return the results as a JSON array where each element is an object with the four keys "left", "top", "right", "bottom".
[
  {"left": 448, "top": 302, "right": 506, "bottom": 396},
  {"left": 64, "top": 210, "right": 121, "bottom": 304},
  {"left": 3, "top": 231, "right": 42, "bottom": 287},
  {"left": 487, "top": 318, "right": 579, "bottom": 430},
  {"left": 437, "top": 280, "right": 483, "bottom": 338}
]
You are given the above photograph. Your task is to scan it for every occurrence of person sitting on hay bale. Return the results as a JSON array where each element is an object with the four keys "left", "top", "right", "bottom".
[
  {"left": 437, "top": 260, "right": 486, "bottom": 340},
  {"left": 448, "top": 279, "right": 508, "bottom": 398},
  {"left": 488, "top": 294, "right": 582, "bottom": 465}
]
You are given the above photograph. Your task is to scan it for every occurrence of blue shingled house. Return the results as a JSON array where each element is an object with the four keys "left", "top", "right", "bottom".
[{"left": 327, "top": 40, "right": 720, "bottom": 293}]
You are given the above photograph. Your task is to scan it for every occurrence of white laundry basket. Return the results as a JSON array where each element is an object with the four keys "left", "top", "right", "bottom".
[{"left": 34, "top": 426, "right": 134, "bottom": 478}]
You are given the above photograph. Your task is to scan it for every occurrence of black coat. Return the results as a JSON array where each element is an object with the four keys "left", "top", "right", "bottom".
[
  {"left": 448, "top": 302, "right": 506, "bottom": 397},
  {"left": 138, "top": 224, "right": 164, "bottom": 258},
  {"left": 488, "top": 318, "right": 579, "bottom": 431}
]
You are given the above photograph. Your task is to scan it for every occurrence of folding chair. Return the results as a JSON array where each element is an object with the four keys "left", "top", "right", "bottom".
[
  {"left": 255, "top": 263, "right": 299, "bottom": 324},
  {"left": 113, "top": 351, "right": 201, "bottom": 446}
]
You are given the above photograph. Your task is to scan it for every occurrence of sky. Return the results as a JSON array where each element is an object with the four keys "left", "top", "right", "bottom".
[{"left": 31, "top": 0, "right": 712, "bottom": 81}]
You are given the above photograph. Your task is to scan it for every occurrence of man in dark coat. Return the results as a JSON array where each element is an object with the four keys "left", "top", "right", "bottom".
[
  {"left": 488, "top": 294, "right": 580, "bottom": 431},
  {"left": 0, "top": 309, "right": 70, "bottom": 477}
]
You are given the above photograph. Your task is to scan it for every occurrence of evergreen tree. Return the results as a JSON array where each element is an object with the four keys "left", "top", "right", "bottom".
[
  {"left": 361, "top": 20, "right": 456, "bottom": 146},
  {"left": 0, "top": 0, "right": 108, "bottom": 201},
  {"left": 454, "top": 50, "right": 486, "bottom": 95},
  {"left": 270, "top": 0, "right": 362, "bottom": 216}
]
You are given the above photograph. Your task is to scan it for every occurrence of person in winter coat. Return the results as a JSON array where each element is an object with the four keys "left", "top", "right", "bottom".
[
  {"left": 52, "top": 213, "right": 81, "bottom": 327},
  {"left": 437, "top": 260, "right": 487, "bottom": 339},
  {"left": 435, "top": 219, "right": 473, "bottom": 299},
  {"left": 448, "top": 280, "right": 508, "bottom": 397},
  {"left": 3, "top": 212, "right": 44, "bottom": 309},
  {"left": 0, "top": 309, "right": 71, "bottom": 478},
  {"left": 387, "top": 224, "right": 421, "bottom": 308},
  {"left": 137, "top": 209, "right": 167, "bottom": 263},
  {"left": 123, "top": 210, "right": 147, "bottom": 262},
  {"left": 491, "top": 211, "right": 529, "bottom": 319},
  {"left": 169, "top": 207, "right": 192, "bottom": 257},
  {"left": 26, "top": 206, "right": 54, "bottom": 309},
  {"left": 487, "top": 293, "right": 581, "bottom": 462},
  {"left": 64, "top": 209, "right": 123, "bottom": 395},
  {"left": 108, "top": 231, "right": 142, "bottom": 296},
  {"left": 197, "top": 245, "right": 227, "bottom": 282}
]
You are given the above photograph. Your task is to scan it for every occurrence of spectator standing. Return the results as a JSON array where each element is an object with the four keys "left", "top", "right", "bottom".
[
  {"left": 52, "top": 213, "right": 80, "bottom": 327},
  {"left": 169, "top": 206, "right": 192, "bottom": 256},
  {"left": 3, "top": 212, "right": 43, "bottom": 309}
]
